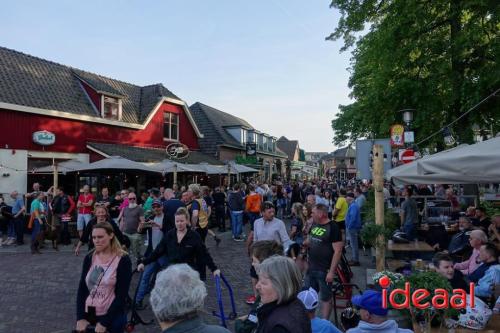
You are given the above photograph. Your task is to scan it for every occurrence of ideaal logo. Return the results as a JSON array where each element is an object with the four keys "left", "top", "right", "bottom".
[{"left": 378, "top": 275, "right": 474, "bottom": 310}]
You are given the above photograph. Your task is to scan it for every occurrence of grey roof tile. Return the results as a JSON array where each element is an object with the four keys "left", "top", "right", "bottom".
[
  {"left": 189, "top": 102, "right": 287, "bottom": 159},
  {"left": 87, "top": 142, "right": 223, "bottom": 165},
  {"left": 277, "top": 136, "right": 299, "bottom": 161},
  {"left": 0, "top": 46, "right": 180, "bottom": 125}
]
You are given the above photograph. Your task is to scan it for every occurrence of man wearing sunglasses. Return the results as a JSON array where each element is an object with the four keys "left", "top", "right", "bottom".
[
  {"left": 119, "top": 192, "right": 145, "bottom": 265},
  {"left": 347, "top": 290, "right": 412, "bottom": 333}
]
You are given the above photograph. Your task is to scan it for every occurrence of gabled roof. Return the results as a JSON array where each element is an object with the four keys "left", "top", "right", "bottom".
[
  {"left": 189, "top": 102, "right": 251, "bottom": 156},
  {"left": 0, "top": 46, "right": 201, "bottom": 132},
  {"left": 189, "top": 102, "right": 287, "bottom": 158},
  {"left": 276, "top": 136, "right": 299, "bottom": 161},
  {"left": 319, "top": 146, "right": 356, "bottom": 161},
  {"left": 87, "top": 142, "right": 222, "bottom": 165}
]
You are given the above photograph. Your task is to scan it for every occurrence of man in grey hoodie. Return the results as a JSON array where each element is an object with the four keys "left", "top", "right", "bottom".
[{"left": 347, "top": 290, "right": 413, "bottom": 333}]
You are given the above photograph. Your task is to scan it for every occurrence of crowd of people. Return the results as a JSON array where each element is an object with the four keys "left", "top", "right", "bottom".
[{"left": 1, "top": 179, "right": 500, "bottom": 332}]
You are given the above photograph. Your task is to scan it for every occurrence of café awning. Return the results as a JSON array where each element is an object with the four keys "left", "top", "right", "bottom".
[{"left": 387, "top": 137, "right": 500, "bottom": 185}]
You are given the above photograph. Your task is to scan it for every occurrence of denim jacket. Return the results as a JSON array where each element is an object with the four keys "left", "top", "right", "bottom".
[{"left": 474, "top": 264, "right": 500, "bottom": 297}]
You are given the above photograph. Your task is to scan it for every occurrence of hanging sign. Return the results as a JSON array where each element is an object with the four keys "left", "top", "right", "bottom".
[
  {"left": 246, "top": 143, "right": 257, "bottom": 156},
  {"left": 404, "top": 131, "right": 415, "bottom": 143},
  {"left": 390, "top": 124, "right": 405, "bottom": 147},
  {"left": 32, "top": 130, "right": 56, "bottom": 146},
  {"left": 166, "top": 143, "right": 189, "bottom": 159}
]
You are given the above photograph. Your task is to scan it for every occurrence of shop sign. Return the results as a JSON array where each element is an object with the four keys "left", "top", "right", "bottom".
[
  {"left": 166, "top": 143, "right": 189, "bottom": 159},
  {"left": 404, "top": 131, "right": 415, "bottom": 143},
  {"left": 246, "top": 143, "right": 257, "bottom": 156},
  {"left": 236, "top": 155, "right": 258, "bottom": 165},
  {"left": 390, "top": 124, "right": 405, "bottom": 147},
  {"left": 32, "top": 130, "right": 56, "bottom": 146}
]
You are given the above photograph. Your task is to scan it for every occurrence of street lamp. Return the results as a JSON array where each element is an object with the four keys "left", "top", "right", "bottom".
[
  {"left": 472, "top": 123, "right": 482, "bottom": 143},
  {"left": 399, "top": 109, "right": 415, "bottom": 126},
  {"left": 398, "top": 109, "right": 416, "bottom": 147}
]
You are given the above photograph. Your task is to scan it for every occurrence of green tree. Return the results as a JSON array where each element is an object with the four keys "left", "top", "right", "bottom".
[{"left": 328, "top": 0, "right": 500, "bottom": 147}]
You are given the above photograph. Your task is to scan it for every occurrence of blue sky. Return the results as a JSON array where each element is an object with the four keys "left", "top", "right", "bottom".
[{"left": 0, "top": 1, "right": 351, "bottom": 152}]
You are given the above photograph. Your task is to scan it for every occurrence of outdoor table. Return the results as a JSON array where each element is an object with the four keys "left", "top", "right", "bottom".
[
  {"left": 429, "top": 313, "right": 499, "bottom": 332},
  {"left": 386, "top": 259, "right": 433, "bottom": 272},
  {"left": 388, "top": 241, "right": 434, "bottom": 252},
  {"left": 419, "top": 223, "right": 459, "bottom": 234}
]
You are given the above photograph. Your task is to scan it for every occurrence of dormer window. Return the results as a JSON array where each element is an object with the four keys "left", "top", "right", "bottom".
[
  {"left": 163, "top": 112, "right": 179, "bottom": 141},
  {"left": 101, "top": 96, "right": 122, "bottom": 120}
]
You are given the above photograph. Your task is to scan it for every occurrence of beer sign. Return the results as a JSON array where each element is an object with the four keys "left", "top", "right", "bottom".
[
  {"left": 390, "top": 124, "right": 405, "bottom": 147},
  {"left": 32, "top": 130, "right": 56, "bottom": 146}
]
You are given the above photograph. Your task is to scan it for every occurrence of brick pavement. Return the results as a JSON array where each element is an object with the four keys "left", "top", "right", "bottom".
[{"left": 0, "top": 220, "right": 371, "bottom": 333}]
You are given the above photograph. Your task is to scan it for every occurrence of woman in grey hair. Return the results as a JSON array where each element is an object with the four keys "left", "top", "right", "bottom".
[
  {"left": 150, "top": 264, "right": 230, "bottom": 333},
  {"left": 255, "top": 256, "right": 311, "bottom": 333}
]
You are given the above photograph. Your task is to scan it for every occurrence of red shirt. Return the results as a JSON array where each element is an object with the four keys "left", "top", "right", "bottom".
[{"left": 78, "top": 193, "right": 94, "bottom": 214}]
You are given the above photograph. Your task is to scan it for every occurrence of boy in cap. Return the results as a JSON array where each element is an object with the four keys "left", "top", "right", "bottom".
[
  {"left": 298, "top": 287, "right": 342, "bottom": 333},
  {"left": 347, "top": 290, "right": 413, "bottom": 333}
]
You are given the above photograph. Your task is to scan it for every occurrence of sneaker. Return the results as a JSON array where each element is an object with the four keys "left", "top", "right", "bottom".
[
  {"left": 233, "top": 236, "right": 244, "bottom": 242},
  {"left": 245, "top": 295, "right": 257, "bottom": 305}
]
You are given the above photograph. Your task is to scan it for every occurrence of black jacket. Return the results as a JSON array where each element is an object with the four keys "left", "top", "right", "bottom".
[
  {"left": 76, "top": 254, "right": 132, "bottom": 328},
  {"left": 142, "top": 229, "right": 217, "bottom": 275},
  {"left": 227, "top": 191, "right": 244, "bottom": 211},
  {"left": 256, "top": 299, "right": 311, "bottom": 333},
  {"left": 51, "top": 194, "right": 72, "bottom": 214}
]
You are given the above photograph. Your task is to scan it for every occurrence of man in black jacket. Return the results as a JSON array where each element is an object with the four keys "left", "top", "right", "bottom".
[{"left": 51, "top": 186, "right": 75, "bottom": 245}]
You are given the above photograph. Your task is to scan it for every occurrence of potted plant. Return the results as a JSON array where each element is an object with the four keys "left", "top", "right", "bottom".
[
  {"left": 391, "top": 271, "right": 459, "bottom": 333},
  {"left": 360, "top": 222, "right": 392, "bottom": 252}
]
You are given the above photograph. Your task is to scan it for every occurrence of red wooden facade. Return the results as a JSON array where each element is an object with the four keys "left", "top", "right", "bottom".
[{"left": 0, "top": 101, "right": 200, "bottom": 155}]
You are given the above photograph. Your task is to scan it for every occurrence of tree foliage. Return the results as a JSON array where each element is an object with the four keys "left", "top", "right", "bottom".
[{"left": 328, "top": 0, "right": 500, "bottom": 147}]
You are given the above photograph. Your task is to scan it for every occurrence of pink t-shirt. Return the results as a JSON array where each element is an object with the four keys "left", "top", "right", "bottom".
[
  {"left": 85, "top": 254, "right": 120, "bottom": 316},
  {"left": 119, "top": 198, "right": 129, "bottom": 211},
  {"left": 78, "top": 193, "right": 95, "bottom": 214},
  {"left": 454, "top": 248, "right": 481, "bottom": 275}
]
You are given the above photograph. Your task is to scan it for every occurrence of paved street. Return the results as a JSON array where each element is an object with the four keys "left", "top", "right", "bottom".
[{"left": 0, "top": 221, "right": 370, "bottom": 333}]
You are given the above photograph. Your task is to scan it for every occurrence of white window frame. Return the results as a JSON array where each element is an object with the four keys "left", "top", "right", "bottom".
[
  {"left": 100, "top": 95, "right": 122, "bottom": 121},
  {"left": 163, "top": 112, "right": 180, "bottom": 141}
]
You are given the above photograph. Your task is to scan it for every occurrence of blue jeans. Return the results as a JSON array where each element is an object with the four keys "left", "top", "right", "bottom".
[
  {"left": 304, "top": 270, "right": 333, "bottom": 302},
  {"left": 247, "top": 212, "right": 260, "bottom": 230},
  {"left": 347, "top": 228, "right": 360, "bottom": 262},
  {"left": 7, "top": 219, "right": 16, "bottom": 238},
  {"left": 403, "top": 223, "right": 416, "bottom": 241},
  {"left": 31, "top": 219, "right": 41, "bottom": 242},
  {"left": 230, "top": 211, "right": 243, "bottom": 238},
  {"left": 136, "top": 256, "right": 169, "bottom": 303}
]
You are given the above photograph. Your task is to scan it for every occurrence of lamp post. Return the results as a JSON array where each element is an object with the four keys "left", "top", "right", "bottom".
[
  {"left": 399, "top": 109, "right": 415, "bottom": 126},
  {"left": 398, "top": 109, "right": 415, "bottom": 148}
]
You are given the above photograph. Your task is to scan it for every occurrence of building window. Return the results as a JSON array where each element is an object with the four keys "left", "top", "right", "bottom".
[
  {"left": 163, "top": 113, "right": 179, "bottom": 140},
  {"left": 102, "top": 96, "right": 121, "bottom": 120}
]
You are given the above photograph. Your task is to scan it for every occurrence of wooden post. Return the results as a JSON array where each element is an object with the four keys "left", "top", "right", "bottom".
[
  {"left": 373, "top": 144, "right": 385, "bottom": 272},
  {"left": 52, "top": 159, "right": 58, "bottom": 228},
  {"left": 227, "top": 164, "right": 231, "bottom": 188},
  {"left": 173, "top": 163, "right": 178, "bottom": 187}
]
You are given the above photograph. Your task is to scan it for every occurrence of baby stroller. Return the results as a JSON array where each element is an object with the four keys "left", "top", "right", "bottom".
[
  {"left": 124, "top": 269, "right": 155, "bottom": 332},
  {"left": 212, "top": 273, "right": 237, "bottom": 328}
]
